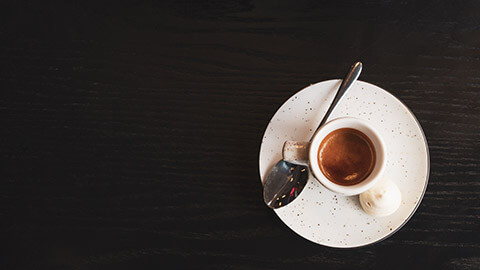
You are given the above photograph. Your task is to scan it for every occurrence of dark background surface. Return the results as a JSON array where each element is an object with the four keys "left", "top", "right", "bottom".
[{"left": 1, "top": 1, "right": 479, "bottom": 269}]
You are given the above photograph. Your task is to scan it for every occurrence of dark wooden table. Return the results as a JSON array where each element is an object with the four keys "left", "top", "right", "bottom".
[{"left": 1, "top": 1, "right": 479, "bottom": 269}]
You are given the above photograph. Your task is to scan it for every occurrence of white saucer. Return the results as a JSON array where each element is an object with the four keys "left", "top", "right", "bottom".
[{"left": 259, "top": 80, "right": 430, "bottom": 248}]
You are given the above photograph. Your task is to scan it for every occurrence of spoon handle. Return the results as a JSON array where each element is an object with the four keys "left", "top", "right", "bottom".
[{"left": 310, "top": 62, "right": 363, "bottom": 140}]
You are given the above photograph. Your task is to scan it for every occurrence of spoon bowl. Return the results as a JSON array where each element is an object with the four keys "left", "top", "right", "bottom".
[{"left": 263, "top": 160, "right": 309, "bottom": 208}]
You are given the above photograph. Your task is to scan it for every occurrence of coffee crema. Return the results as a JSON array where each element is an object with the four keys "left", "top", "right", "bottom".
[{"left": 317, "top": 128, "right": 376, "bottom": 186}]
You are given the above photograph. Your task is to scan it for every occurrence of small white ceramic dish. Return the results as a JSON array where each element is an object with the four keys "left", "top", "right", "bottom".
[{"left": 259, "top": 80, "right": 429, "bottom": 248}]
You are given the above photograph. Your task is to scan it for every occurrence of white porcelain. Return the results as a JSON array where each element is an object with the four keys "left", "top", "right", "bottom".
[
  {"left": 291, "top": 117, "right": 386, "bottom": 195},
  {"left": 259, "top": 80, "right": 429, "bottom": 248}
]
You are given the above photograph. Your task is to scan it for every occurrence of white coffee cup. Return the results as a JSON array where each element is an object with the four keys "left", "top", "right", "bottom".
[{"left": 282, "top": 117, "right": 386, "bottom": 195}]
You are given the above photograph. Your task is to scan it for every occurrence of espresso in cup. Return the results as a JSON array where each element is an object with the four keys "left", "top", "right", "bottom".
[
  {"left": 317, "top": 128, "right": 376, "bottom": 186},
  {"left": 283, "top": 117, "right": 385, "bottom": 195}
]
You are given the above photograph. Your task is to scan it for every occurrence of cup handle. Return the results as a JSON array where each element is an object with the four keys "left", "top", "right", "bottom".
[{"left": 282, "top": 141, "right": 310, "bottom": 164}]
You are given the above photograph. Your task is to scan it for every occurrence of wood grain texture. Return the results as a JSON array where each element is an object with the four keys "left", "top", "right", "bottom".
[{"left": 0, "top": 0, "right": 479, "bottom": 269}]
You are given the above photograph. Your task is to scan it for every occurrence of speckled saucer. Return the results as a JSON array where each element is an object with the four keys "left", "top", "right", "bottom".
[{"left": 259, "top": 80, "right": 429, "bottom": 248}]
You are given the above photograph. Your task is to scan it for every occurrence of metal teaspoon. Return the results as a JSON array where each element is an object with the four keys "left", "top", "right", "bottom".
[{"left": 263, "top": 62, "right": 363, "bottom": 209}]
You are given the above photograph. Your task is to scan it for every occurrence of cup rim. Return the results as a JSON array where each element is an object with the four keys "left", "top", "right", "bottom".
[{"left": 308, "top": 117, "right": 386, "bottom": 195}]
